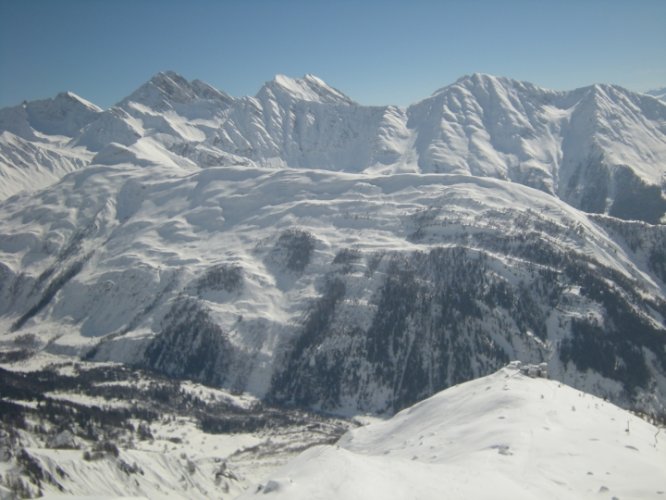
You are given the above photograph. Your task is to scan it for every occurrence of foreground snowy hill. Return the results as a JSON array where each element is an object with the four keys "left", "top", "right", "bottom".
[{"left": 243, "top": 363, "right": 666, "bottom": 500}]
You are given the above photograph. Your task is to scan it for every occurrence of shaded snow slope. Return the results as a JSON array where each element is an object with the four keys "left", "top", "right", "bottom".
[
  {"left": 259, "top": 74, "right": 355, "bottom": 105},
  {"left": 0, "top": 131, "right": 93, "bottom": 200},
  {"left": 647, "top": 87, "right": 666, "bottom": 102},
  {"left": 0, "top": 92, "right": 101, "bottom": 199},
  {"left": 242, "top": 364, "right": 666, "bottom": 500}
]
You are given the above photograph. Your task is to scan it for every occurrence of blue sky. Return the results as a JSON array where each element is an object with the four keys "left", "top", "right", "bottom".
[{"left": 1, "top": 0, "right": 665, "bottom": 109}]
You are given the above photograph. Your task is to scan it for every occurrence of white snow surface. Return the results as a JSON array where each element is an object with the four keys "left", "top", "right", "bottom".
[{"left": 242, "top": 365, "right": 666, "bottom": 500}]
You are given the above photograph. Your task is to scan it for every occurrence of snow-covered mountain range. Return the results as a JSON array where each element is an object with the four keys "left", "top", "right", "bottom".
[
  {"left": 3, "top": 72, "right": 666, "bottom": 221},
  {"left": 0, "top": 72, "right": 665, "bottom": 424}
]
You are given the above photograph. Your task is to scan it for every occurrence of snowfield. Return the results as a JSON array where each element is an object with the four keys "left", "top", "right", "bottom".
[{"left": 243, "top": 364, "right": 666, "bottom": 500}]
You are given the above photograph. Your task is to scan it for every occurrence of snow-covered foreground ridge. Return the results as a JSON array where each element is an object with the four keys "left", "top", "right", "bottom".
[{"left": 243, "top": 364, "right": 666, "bottom": 500}]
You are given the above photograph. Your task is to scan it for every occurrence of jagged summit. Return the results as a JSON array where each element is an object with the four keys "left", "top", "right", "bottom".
[
  {"left": 55, "top": 91, "right": 103, "bottom": 113},
  {"left": 258, "top": 74, "right": 355, "bottom": 105},
  {"left": 119, "top": 70, "right": 234, "bottom": 110},
  {"left": 122, "top": 71, "right": 194, "bottom": 107},
  {"left": 0, "top": 89, "right": 102, "bottom": 139},
  {"left": 430, "top": 72, "right": 552, "bottom": 98},
  {"left": 1, "top": 72, "right": 665, "bottom": 217},
  {"left": 449, "top": 72, "right": 518, "bottom": 89}
]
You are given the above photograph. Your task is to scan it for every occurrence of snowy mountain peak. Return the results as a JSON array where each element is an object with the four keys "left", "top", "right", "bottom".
[
  {"left": 0, "top": 89, "right": 102, "bottom": 139},
  {"left": 55, "top": 91, "right": 103, "bottom": 113},
  {"left": 470, "top": 72, "right": 557, "bottom": 97},
  {"left": 456, "top": 72, "right": 503, "bottom": 86},
  {"left": 120, "top": 70, "right": 194, "bottom": 108},
  {"left": 153, "top": 69, "right": 186, "bottom": 84},
  {"left": 440, "top": 72, "right": 523, "bottom": 93},
  {"left": 120, "top": 70, "right": 233, "bottom": 110},
  {"left": 259, "top": 74, "right": 355, "bottom": 105},
  {"left": 584, "top": 82, "right": 632, "bottom": 101},
  {"left": 426, "top": 73, "right": 555, "bottom": 109},
  {"left": 190, "top": 78, "right": 234, "bottom": 103}
]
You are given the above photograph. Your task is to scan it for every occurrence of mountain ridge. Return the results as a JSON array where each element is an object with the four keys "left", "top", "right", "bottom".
[
  {"left": 1, "top": 71, "right": 664, "bottom": 222},
  {"left": 647, "top": 86, "right": 666, "bottom": 102}
]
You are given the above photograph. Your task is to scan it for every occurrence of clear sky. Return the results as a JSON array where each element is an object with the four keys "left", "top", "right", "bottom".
[{"left": 1, "top": 0, "right": 665, "bottom": 109}]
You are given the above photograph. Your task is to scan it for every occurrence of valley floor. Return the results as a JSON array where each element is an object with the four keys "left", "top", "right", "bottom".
[{"left": 0, "top": 351, "right": 352, "bottom": 499}]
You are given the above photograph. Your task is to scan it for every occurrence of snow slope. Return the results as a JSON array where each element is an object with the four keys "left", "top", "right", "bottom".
[
  {"left": 242, "top": 364, "right": 666, "bottom": 500},
  {"left": 647, "top": 87, "right": 666, "bottom": 102},
  {"left": 0, "top": 91, "right": 100, "bottom": 199},
  {"left": 0, "top": 160, "right": 665, "bottom": 418},
  {"left": 0, "top": 131, "right": 93, "bottom": 200}
]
